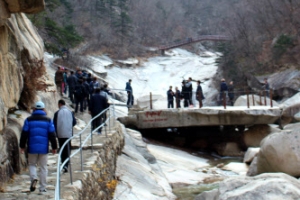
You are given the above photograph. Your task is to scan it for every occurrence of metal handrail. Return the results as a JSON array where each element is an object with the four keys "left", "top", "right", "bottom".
[{"left": 54, "top": 102, "right": 116, "bottom": 200}]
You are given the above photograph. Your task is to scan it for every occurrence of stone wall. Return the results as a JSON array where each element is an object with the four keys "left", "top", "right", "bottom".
[{"left": 62, "top": 122, "right": 125, "bottom": 200}]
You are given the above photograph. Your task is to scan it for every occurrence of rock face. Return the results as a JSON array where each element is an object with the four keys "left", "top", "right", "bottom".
[
  {"left": 0, "top": 0, "right": 48, "bottom": 188},
  {"left": 242, "top": 124, "right": 280, "bottom": 147},
  {"left": 195, "top": 173, "right": 300, "bottom": 200},
  {"left": 280, "top": 93, "right": 300, "bottom": 125},
  {"left": 248, "top": 123, "right": 300, "bottom": 176},
  {"left": 4, "top": 0, "right": 45, "bottom": 14}
]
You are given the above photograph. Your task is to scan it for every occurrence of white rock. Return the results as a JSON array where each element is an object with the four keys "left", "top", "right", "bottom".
[
  {"left": 222, "top": 162, "right": 248, "bottom": 175},
  {"left": 243, "top": 148, "right": 260, "bottom": 163}
]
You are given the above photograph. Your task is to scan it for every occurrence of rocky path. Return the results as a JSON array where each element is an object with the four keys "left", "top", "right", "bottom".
[{"left": 0, "top": 105, "right": 116, "bottom": 200}]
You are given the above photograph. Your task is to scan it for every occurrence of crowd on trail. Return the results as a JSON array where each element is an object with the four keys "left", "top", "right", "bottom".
[{"left": 54, "top": 66, "right": 110, "bottom": 134}]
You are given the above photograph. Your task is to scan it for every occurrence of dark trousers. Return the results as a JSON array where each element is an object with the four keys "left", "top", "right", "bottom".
[
  {"left": 83, "top": 95, "right": 89, "bottom": 110},
  {"left": 75, "top": 97, "right": 84, "bottom": 112},
  {"left": 69, "top": 87, "right": 75, "bottom": 103},
  {"left": 127, "top": 92, "right": 134, "bottom": 107},
  {"left": 58, "top": 138, "right": 71, "bottom": 168},
  {"left": 188, "top": 92, "right": 193, "bottom": 105},
  {"left": 92, "top": 114, "right": 103, "bottom": 132},
  {"left": 168, "top": 100, "right": 174, "bottom": 108}
]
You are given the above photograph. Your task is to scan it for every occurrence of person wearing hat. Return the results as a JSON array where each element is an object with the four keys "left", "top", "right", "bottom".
[
  {"left": 196, "top": 80, "right": 205, "bottom": 107},
  {"left": 19, "top": 101, "right": 57, "bottom": 194}
]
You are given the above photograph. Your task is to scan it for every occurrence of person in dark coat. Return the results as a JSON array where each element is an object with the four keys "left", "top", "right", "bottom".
[
  {"left": 19, "top": 101, "right": 57, "bottom": 193},
  {"left": 67, "top": 71, "right": 78, "bottom": 103},
  {"left": 185, "top": 77, "right": 194, "bottom": 107},
  {"left": 125, "top": 79, "right": 134, "bottom": 108},
  {"left": 167, "top": 86, "right": 175, "bottom": 108},
  {"left": 74, "top": 79, "right": 86, "bottom": 113},
  {"left": 89, "top": 77, "right": 100, "bottom": 95},
  {"left": 89, "top": 88, "right": 109, "bottom": 134},
  {"left": 181, "top": 80, "right": 190, "bottom": 108},
  {"left": 54, "top": 66, "right": 64, "bottom": 95},
  {"left": 219, "top": 78, "right": 228, "bottom": 104},
  {"left": 83, "top": 77, "right": 90, "bottom": 110},
  {"left": 196, "top": 80, "right": 205, "bottom": 107},
  {"left": 228, "top": 81, "right": 234, "bottom": 106},
  {"left": 175, "top": 86, "right": 181, "bottom": 108}
]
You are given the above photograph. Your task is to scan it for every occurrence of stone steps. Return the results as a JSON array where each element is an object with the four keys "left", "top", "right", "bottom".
[{"left": 0, "top": 110, "right": 116, "bottom": 200}]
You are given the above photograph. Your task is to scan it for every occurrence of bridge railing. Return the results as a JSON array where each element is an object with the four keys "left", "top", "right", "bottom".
[
  {"left": 54, "top": 101, "right": 116, "bottom": 200},
  {"left": 146, "top": 89, "right": 275, "bottom": 110},
  {"left": 159, "top": 35, "right": 231, "bottom": 50}
]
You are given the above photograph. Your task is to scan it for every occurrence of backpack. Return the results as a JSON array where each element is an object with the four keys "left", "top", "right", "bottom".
[{"left": 74, "top": 85, "right": 84, "bottom": 97}]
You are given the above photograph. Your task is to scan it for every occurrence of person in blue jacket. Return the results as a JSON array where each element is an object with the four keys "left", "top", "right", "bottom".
[
  {"left": 19, "top": 101, "right": 57, "bottom": 194},
  {"left": 219, "top": 78, "right": 228, "bottom": 104},
  {"left": 125, "top": 79, "right": 134, "bottom": 108},
  {"left": 167, "top": 86, "right": 175, "bottom": 108}
]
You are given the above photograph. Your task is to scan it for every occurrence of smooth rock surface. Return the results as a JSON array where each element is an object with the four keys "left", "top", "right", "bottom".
[
  {"left": 243, "top": 125, "right": 279, "bottom": 147},
  {"left": 280, "top": 93, "right": 300, "bottom": 125},
  {"left": 243, "top": 148, "right": 260, "bottom": 164},
  {"left": 196, "top": 173, "right": 300, "bottom": 200},
  {"left": 252, "top": 123, "right": 300, "bottom": 176},
  {"left": 114, "top": 129, "right": 176, "bottom": 200}
]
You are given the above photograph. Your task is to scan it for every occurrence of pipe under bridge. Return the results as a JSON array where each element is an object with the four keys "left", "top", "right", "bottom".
[{"left": 159, "top": 35, "right": 231, "bottom": 55}]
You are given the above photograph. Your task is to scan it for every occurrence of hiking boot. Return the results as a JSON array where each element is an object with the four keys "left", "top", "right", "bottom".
[
  {"left": 30, "top": 179, "right": 38, "bottom": 192},
  {"left": 62, "top": 166, "right": 68, "bottom": 173},
  {"left": 38, "top": 189, "right": 47, "bottom": 195}
]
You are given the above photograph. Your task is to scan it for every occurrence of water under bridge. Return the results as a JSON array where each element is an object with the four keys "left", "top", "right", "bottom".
[{"left": 119, "top": 106, "right": 282, "bottom": 129}]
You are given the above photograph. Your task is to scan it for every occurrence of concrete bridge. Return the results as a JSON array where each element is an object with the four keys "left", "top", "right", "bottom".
[{"left": 119, "top": 106, "right": 282, "bottom": 129}]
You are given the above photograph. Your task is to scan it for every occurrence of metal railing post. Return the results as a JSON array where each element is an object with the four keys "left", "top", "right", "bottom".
[
  {"left": 270, "top": 89, "right": 273, "bottom": 108},
  {"left": 80, "top": 134, "right": 83, "bottom": 171},
  {"left": 150, "top": 92, "right": 153, "bottom": 109},
  {"left": 252, "top": 93, "right": 255, "bottom": 106},
  {"left": 259, "top": 91, "right": 262, "bottom": 105},
  {"left": 247, "top": 90, "right": 250, "bottom": 108},
  {"left": 264, "top": 90, "right": 267, "bottom": 106}
]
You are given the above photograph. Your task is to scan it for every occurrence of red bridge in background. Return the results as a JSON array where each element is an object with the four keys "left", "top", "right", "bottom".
[{"left": 159, "top": 35, "right": 231, "bottom": 55}]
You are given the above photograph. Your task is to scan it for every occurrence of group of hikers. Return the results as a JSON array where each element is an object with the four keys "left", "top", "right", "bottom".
[
  {"left": 167, "top": 77, "right": 205, "bottom": 108},
  {"left": 54, "top": 66, "right": 110, "bottom": 134},
  {"left": 18, "top": 65, "right": 113, "bottom": 194}
]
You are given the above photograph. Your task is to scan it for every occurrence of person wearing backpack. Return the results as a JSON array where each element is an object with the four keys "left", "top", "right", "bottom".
[{"left": 74, "top": 79, "right": 86, "bottom": 113}]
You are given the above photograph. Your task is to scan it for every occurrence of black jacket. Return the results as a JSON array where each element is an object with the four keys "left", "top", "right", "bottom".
[
  {"left": 67, "top": 75, "right": 78, "bottom": 88},
  {"left": 89, "top": 93, "right": 109, "bottom": 116}
]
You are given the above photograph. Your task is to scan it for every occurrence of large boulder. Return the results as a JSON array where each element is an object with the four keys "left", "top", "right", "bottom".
[
  {"left": 242, "top": 124, "right": 280, "bottom": 147},
  {"left": 243, "top": 147, "right": 260, "bottom": 164},
  {"left": 280, "top": 93, "right": 300, "bottom": 125},
  {"left": 195, "top": 173, "right": 300, "bottom": 200},
  {"left": 249, "top": 123, "right": 300, "bottom": 176}
]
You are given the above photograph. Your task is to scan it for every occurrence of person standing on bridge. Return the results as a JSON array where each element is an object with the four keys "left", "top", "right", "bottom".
[
  {"left": 167, "top": 86, "right": 175, "bottom": 108},
  {"left": 219, "top": 78, "right": 228, "bottom": 105},
  {"left": 185, "top": 77, "right": 194, "bottom": 107},
  {"left": 196, "top": 80, "right": 205, "bottom": 107},
  {"left": 262, "top": 78, "right": 270, "bottom": 97},
  {"left": 19, "top": 101, "right": 57, "bottom": 194},
  {"left": 175, "top": 86, "right": 181, "bottom": 108},
  {"left": 125, "top": 79, "right": 134, "bottom": 108},
  {"left": 53, "top": 99, "right": 76, "bottom": 173}
]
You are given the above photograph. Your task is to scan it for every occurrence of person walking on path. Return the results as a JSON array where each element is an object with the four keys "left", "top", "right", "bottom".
[
  {"left": 89, "top": 77, "right": 100, "bottom": 95},
  {"left": 63, "top": 68, "right": 68, "bottom": 95},
  {"left": 167, "top": 86, "right": 175, "bottom": 108},
  {"left": 196, "top": 80, "right": 205, "bottom": 107},
  {"left": 83, "top": 77, "right": 90, "bottom": 111},
  {"left": 228, "top": 81, "right": 235, "bottom": 106},
  {"left": 55, "top": 66, "right": 64, "bottom": 95},
  {"left": 67, "top": 71, "right": 77, "bottom": 103},
  {"left": 53, "top": 99, "right": 76, "bottom": 173},
  {"left": 219, "top": 78, "right": 228, "bottom": 105},
  {"left": 74, "top": 79, "right": 87, "bottom": 113},
  {"left": 125, "top": 79, "right": 134, "bottom": 108},
  {"left": 89, "top": 88, "right": 109, "bottom": 134},
  {"left": 175, "top": 86, "right": 181, "bottom": 108},
  {"left": 19, "top": 101, "right": 57, "bottom": 194}
]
